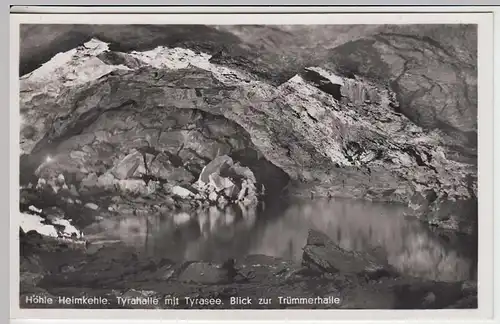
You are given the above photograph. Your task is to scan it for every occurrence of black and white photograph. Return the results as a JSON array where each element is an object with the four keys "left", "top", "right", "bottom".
[{"left": 16, "top": 19, "right": 481, "bottom": 311}]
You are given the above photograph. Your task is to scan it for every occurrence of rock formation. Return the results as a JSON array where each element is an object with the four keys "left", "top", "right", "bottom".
[
  {"left": 19, "top": 25, "right": 477, "bottom": 234},
  {"left": 19, "top": 226, "right": 477, "bottom": 309},
  {"left": 302, "top": 229, "right": 395, "bottom": 280}
]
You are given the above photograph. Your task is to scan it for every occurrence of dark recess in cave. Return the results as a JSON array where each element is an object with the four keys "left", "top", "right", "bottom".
[
  {"left": 300, "top": 69, "right": 343, "bottom": 101},
  {"left": 230, "top": 147, "right": 290, "bottom": 202}
]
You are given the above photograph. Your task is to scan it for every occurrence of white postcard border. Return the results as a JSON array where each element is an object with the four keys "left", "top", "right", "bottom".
[{"left": 9, "top": 7, "right": 496, "bottom": 323}]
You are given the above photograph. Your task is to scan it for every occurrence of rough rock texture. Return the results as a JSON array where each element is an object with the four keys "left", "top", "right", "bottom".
[
  {"left": 20, "top": 37, "right": 476, "bottom": 233},
  {"left": 325, "top": 26, "right": 477, "bottom": 141},
  {"left": 19, "top": 25, "right": 477, "bottom": 235},
  {"left": 19, "top": 25, "right": 385, "bottom": 84},
  {"left": 177, "top": 262, "right": 230, "bottom": 284}
]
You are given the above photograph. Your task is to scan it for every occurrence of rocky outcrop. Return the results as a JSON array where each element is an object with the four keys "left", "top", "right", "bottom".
[
  {"left": 302, "top": 229, "right": 395, "bottom": 280},
  {"left": 324, "top": 27, "right": 477, "bottom": 149},
  {"left": 20, "top": 25, "right": 477, "bottom": 141}
]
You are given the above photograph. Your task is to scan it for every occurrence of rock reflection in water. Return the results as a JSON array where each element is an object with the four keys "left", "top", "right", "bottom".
[
  {"left": 250, "top": 199, "right": 473, "bottom": 282},
  {"left": 90, "top": 198, "right": 474, "bottom": 282},
  {"left": 89, "top": 203, "right": 258, "bottom": 262}
]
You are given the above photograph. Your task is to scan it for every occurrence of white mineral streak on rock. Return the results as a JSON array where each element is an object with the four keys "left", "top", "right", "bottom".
[
  {"left": 28, "top": 205, "right": 42, "bottom": 214},
  {"left": 84, "top": 202, "right": 99, "bottom": 210},
  {"left": 20, "top": 213, "right": 58, "bottom": 237},
  {"left": 19, "top": 39, "right": 132, "bottom": 154},
  {"left": 51, "top": 218, "right": 82, "bottom": 238},
  {"left": 129, "top": 46, "right": 211, "bottom": 70},
  {"left": 20, "top": 38, "right": 130, "bottom": 100},
  {"left": 128, "top": 46, "right": 259, "bottom": 86}
]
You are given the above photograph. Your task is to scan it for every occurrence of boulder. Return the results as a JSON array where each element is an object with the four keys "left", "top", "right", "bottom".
[
  {"left": 50, "top": 217, "right": 83, "bottom": 239},
  {"left": 84, "top": 202, "right": 99, "bottom": 210},
  {"left": 224, "top": 184, "right": 240, "bottom": 199},
  {"left": 19, "top": 211, "right": 83, "bottom": 240},
  {"left": 148, "top": 153, "right": 173, "bottom": 179},
  {"left": 117, "top": 179, "right": 149, "bottom": 195},
  {"left": 208, "top": 191, "right": 218, "bottom": 202},
  {"left": 80, "top": 172, "right": 99, "bottom": 191},
  {"left": 19, "top": 213, "right": 58, "bottom": 238},
  {"left": 208, "top": 173, "right": 235, "bottom": 192},
  {"left": 146, "top": 180, "right": 160, "bottom": 195},
  {"left": 56, "top": 173, "right": 66, "bottom": 185},
  {"left": 133, "top": 153, "right": 155, "bottom": 177},
  {"left": 302, "top": 229, "right": 394, "bottom": 279},
  {"left": 110, "top": 150, "right": 143, "bottom": 180},
  {"left": 97, "top": 172, "right": 117, "bottom": 190},
  {"left": 198, "top": 155, "right": 233, "bottom": 183},
  {"left": 171, "top": 186, "right": 195, "bottom": 198}
]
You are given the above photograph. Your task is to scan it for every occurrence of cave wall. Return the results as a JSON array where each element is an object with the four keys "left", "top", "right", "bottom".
[{"left": 19, "top": 26, "right": 478, "bottom": 234}]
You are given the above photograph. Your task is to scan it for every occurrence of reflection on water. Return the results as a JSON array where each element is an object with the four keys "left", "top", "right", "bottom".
[{"left": 88, "top": 198, "right": 476, "bottom": 282}]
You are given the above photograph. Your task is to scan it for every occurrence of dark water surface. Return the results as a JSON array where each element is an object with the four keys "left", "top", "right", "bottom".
[{"left": 85, "top": 198, "right": 477, "bottom": 283}]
